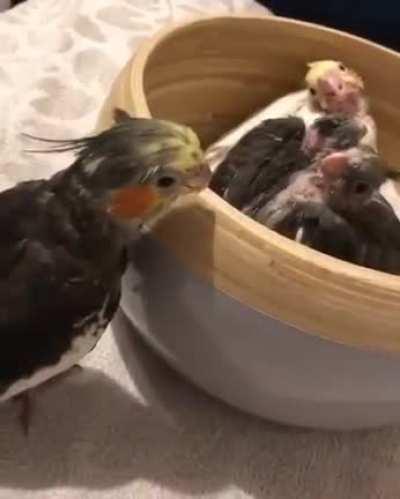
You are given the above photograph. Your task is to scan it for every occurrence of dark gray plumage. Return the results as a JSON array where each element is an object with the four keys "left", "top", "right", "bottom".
[
  {"left": 254, "top": 147, "right": 400, "bottom": 274},
  {"left": 210, "top": 114, "right": 366, "bottom": 213}
]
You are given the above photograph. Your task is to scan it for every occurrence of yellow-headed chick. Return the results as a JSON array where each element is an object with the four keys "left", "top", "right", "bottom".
[
  {"left": 206, "top": 60, "right": 377, "bottom": 172},
  {"left": 305, "top": 60, "right": 377, "bottom": 150}
]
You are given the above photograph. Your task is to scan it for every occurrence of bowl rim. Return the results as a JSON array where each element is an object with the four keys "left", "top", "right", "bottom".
[{"left": 124, "top": 13, "right": 400, "bottom": 353}]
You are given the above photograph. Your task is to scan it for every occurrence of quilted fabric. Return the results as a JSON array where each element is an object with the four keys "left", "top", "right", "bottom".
[{"left": 1, "top": 2, "right": 400, "bottom": 499}]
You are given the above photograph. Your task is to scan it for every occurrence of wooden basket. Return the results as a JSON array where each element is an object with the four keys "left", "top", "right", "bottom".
[{"left": 98, "top": 15, "right": 400, "bottom": 429}]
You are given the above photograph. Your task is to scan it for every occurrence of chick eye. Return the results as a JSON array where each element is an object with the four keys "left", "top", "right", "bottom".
[
  {"left": 339, "top": 64, "right": 346, "bottom": 71},
  {"left": 353, "top": 181, "right": 370, "bottom": 195},
  {"left": 310, "top": 87, "right": 316, "bottom": 96},
  {"left": 156, "top": 175, "right": 177, "bottom": 188}
]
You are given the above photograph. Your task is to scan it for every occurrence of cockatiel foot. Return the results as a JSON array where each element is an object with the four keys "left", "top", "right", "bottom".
[
  {"left": 14, "top": 393, "right": 32, "bottom": 436},
  {"left": 13, "top": 365, "right": 84, "bottom": 435}
]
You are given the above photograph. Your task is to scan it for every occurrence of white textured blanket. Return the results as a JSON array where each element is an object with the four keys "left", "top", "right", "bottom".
[{"left": 1, "top": 1, "right": 400, "bottom": 499}]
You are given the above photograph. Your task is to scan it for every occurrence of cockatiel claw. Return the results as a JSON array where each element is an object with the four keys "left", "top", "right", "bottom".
[{"left": 14, "top": 393, "right": 32, "bottom": 436}]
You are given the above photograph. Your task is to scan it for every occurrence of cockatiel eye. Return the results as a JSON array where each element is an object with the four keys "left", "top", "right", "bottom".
[
  {"left": 156, "top": 175, "right": 177, "bottom": 188},
  {"left": 148, "top": 167, "right": 183, "bottom": 190},
  {"left": 339, "top": 64, "right": 346, "bottom": 71},
  {"left": 352, "top": 180, "right": 370, "bottom": 195}
]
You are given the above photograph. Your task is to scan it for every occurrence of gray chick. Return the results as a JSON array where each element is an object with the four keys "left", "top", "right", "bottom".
[
  {"left": 254, "top": 147, "right": 400, "bottom": 274},
  {"left": 211, "top": 114, "right": 366, "bottom": 214}
]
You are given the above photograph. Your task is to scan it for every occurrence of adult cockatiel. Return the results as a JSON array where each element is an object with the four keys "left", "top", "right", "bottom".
[
  {"left": 206, "top": 60, "right": 377, "bottom": 170},
  {"left": 0, "top": 108, "right": 211, "bottom": 433},
  {"left": 253, "top": 146, "right": 400, "bottom": 273},
  {"left": 210, "top": 114, "right": 367, "bottom": 211}
]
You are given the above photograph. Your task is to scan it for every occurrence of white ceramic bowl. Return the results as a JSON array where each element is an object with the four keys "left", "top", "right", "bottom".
[{"left": 98, "top": 15, "right": 400, "bottom": 429}]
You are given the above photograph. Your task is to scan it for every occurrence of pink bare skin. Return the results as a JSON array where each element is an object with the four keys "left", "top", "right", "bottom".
[
  {"left": 313, "top": 68, "right": 366, "bottom": 116},
  {"left": 309, "top": 67, "right": 377, "bottom": 151}
]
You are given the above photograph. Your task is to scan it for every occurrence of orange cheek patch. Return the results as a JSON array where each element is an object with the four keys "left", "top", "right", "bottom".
[{"left": 109, "top": 185, "right": 160, "bottom": 219}]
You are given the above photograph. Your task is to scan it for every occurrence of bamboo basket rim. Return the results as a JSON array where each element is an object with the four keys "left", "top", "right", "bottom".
[{"left": 120, "top": 13, "right": 400, "bottom": 353}]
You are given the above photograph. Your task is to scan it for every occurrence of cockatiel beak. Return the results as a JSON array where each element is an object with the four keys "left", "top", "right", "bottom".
[
  {"left": 367, "top": 191, "right": 393, "bottom": 214},
  {"left": 317, "top": 74, "right": 361, "bottom": 114},
  {"left": 305, "top": 60, "right": 365, "bottom": 115},
  {"left": 184, "top": 163, "right": 212, "bottom": 190}
]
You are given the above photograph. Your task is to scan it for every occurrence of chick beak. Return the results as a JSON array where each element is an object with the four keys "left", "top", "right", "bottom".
[
  {"left": 109, "top": 185, "right": 161, "bottom": 220},
  {"left": 358, "top": 191, "right": 400, "bottom": 244},
  {"left": 367, "top": 191, "right": 394, "bottom": 217},
  {"left": 317, "top": 72, "right": 361, "bottom": 114},
  {"left": 318, "top": 73, "right": 345, "bottom": 99}
]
